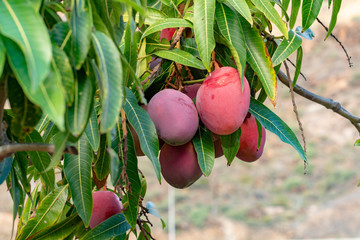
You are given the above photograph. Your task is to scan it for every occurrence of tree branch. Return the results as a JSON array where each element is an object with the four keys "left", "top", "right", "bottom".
[
  {"left": 277, "top": 70, "right": 360, "bottom": 134},
  {"left": 0, "top": 143, "right": 78, "bottom": 160},
  {"left": 141, "top": 27, "right": 186, "bottom": 85}
]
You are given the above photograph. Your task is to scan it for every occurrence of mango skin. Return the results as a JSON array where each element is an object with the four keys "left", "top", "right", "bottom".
[
  {"left": 196, "top": 67, "right": 250, "bottom": 135},
  {"left": 89, "top": 191, "right": 123, "bottom": 229},
  {"left": 182, "top": 83, "right": 201, "bottom": 99},
  {"left": 148, "top": 89, "right": 199, "bottom": 146},
  {"left": 160, "top": 28, "right": 176, "bottom": 41},
  {"left": 160, "top": 142, "right": 202, "bottom": 189},
  {"left": 236, "top": 114, "right": 266, "bottom": 162}
]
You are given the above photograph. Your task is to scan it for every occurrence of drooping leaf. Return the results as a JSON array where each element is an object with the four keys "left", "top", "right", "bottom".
[
  {"left": 272, "top": 30, "right": 302, "bottom": 66},
  {"left": 70, "top": 0, "right": 92, "bottom": 69},
  {"left": 5, "top": 42, "right": 65, "bottom": 130},
  {"left": 113, "top": 0, "right": 146, "bottom": 15},
  {"left": 220, "top": 128, "right": 241, "bottom": 165},
  {"left": 27, "top": 214, "right": 82, "bottom": 240},
  {"left": 154, "top": 49, "right": 206, "bottom": 69},
  {"left": 50, "top": 22, "right": 71, "bottom": 54},
  {"left": 215, "top": 2, "right": 246, "bottom": 76},
  {"left": 9, "top": 168, "right": 23, "bottom": 237},
  {"left": 325, "top": 0, "right": 341, "bottom": 40},
  {"left": 13, "top": 152, "right": 30, "bottom": 192},
  {"left": 193, "top": 0, "right": 216, "bottom": 71},
  {"left": 122, "top": 126, "right": 141, "bottom": 229},
  {"left": 92, "top": 31, "right": 124, "bottom": 133},
  {"left": 240, "top": 16, "right": 277, "bottom": 104},
  {"left": 7, "top": 78, "right": 42, "bottom": 138},
  {"left": 141, "top": 18, "right": 192, "bottom": 39},
  {"left": 123, "top": 88, "right": 160, "bottom": 182},
  {"left": 64, "top": 135, "right": 93, "bottom": 227},
  {"left": 18, "top": 185, "right": 69, "bottom": 240},
  {"left": 52, "top": 43, "right": 75, "bottom": 105},
  {"left": 0, "top": 156, "right": 13, "bottom": 185},
  {"left": 226, "top": 0, "right": 253, "bottom": 25},
  {"left": 66, "top": 71, "right": 94, "bottom": 137},
  {"left": 25, "top": 130, "right": 55, "bottom": 191},
  {"left": 249, "top": 98, "right": 307, "bottom": 162},
  {"left": 293, "top": 46, "right": 303, "bottom": 87},
  {"left": 0, "top": 0, "right": 52, "bottom": 93},
  {"left": 80, "top": 213, "right": 130, "bottom": 240},
  {"left": 192, "top": 126, "right": 214, "bottom": 176},
  {"left": 143, "top": 7, "right": 167, "bottom": 25},
  {"left": 44, "top": 131, "right": 70, "bottom": 172},
  {"left": 302, "top": 0, "right": 323, "bottom": 31},
  {"left": 289, "top": 0, "right": 301, "bottom": 29},
  {"left": 85, "top": 106, "right": 100, "bottom": 152},
  {"left": 94, "top": 134, "right": 111, "bottom": 181},
  {"left": 123, "top": 21, "right": 138, "bottom": 86},
  {"left": 250, "top": 0, "right": 289, "bottom": 38}
]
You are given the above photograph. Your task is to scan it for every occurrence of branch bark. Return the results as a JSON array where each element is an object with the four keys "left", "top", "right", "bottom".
[
  {"left": 277, "top": 70, "right": 360, "bottom": 134},
  {"left": 141, "top": 27, "right": 186, "bottom": 85},
  {"left": 0, "top": 143, "right": 78, "bottom": 160}
]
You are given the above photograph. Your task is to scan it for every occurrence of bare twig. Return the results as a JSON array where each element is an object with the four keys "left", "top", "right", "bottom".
[
  {"left": 316, "top": 18, "right": 353, "bottom": 67},
  {"left": 277, "top": 70, "right": 360, "bottom": 134},
  {"left": 141, "top": 27, "right": 186, "bottom": 85},
  {"left": 286, "top": 58, "right": 307, "bottom": 81},
  {"left": 283, "top": 62, "right": 308, "bottom": 173},
  {"left": 0, "top": 143, "right": 78, "bottom": 160}
]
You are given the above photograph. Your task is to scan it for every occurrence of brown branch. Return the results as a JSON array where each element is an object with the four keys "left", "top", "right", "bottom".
[
  {"left": 277, "top": 70, "right": 360, "bottom": 134},
  {"left": 283, "top": 62, "right": 308, "bottom": 173},
  {"left": 141, "top": 27, "right": 186, "bottom": 85},
  {"left": 0, "top": 143, "right": 78, "bottom": 160},
  {"left": 316, "top": 18, "right": 353, "bottom": 67}
]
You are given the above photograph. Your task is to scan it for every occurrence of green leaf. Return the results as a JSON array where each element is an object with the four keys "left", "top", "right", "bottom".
[
  {"left": 302, "top": 0, "right": 323, "bottom": 31},
  {"left": 25, "top": 130, "right": 55, "bottom": 191},
  {"left": 0, "top": 0, "right": 51, "bottom": 93},
  {"left": 18, "top": 185, "right": 69, "bottom": 240},
  {"left": 215, "top": 2, "right": 246, "bottom": 76},
  {"left": 143, "top": 7, "right": 167, "bottom": 25},
  {"left": 123, "top": 22, "right": 138, "bottom": 85},
  {"left": 85, "top": 106, "right": 100, "bottom": 152},
  {"left": 0, "top": 156, "right": 13, "bottom": 185},
  {"left": 7, "top": 78, "right": 42, "bottom": 138},
  {"left": 10, "top": 168, "right": 23, "bottom": 236},
  {"left": 220, "top": 128, "right": 241, "bottom": 165},
  {"left": 289, "top": 0, "right": 301, "bottom": 29},
  {"left": 154, "top": 49, "right": 206, "bottom": 69},
  {"left": 44, "top": 131, "right": 70, "bottom": 172},
  {"left": 141, "top": 18, "right": 192, "bottom": 39},
  {"left": 52, "top": 43, "right": 75, "bottom": 105},
  {"left": 293, "top": 46, "right": 303, "bottom": 87},
  {"left": 5, "top": 45, "right": 65, "bottom": 130},
  {"left": 27, "top": 214, "right": 82, "bottom": 240},
  {"left": 13, "top": 152, "right": 30, "bottom": 192},
  {"left": 64, "top": 135, "right": 93, "bottom": 227},
  {"left": 66, "top": 71, "right": 94, "bottom": 137},
  {"left": 225, "top": 0, "right": 253, "bottom": 25},
  {"left": 50, "top": 22, "right": 71, "bottom": 54},
  {"left": 354, "top": 139, "right": 360, "bottom": 147},
  {"left": 80, "top": 213, "right": 130, "bottom": 240},
  {"left": 194, "top": 0, "right": 216, "bottom": 71},
  {"left": 249, "top": 98, "right": 307, "bottom": 162},
  {"left": 122, "top": 126, "right": 141, "bottom": 229},
  {"left": 192, "top": 126, "right": 214, "bottom": 176},
  {"left": 0, "top": 36, "right": 5, "bottom": 77},
  {"left": 250, "top": 0, "right": 289, "bottom": 38},
  {"left": 240, "top": 17, "right": 277, "bottom": 104},
  {"left": 92, "top": 31, "right": 124, "bottom": 133},
  {"left": 94, "top": 134, "right": 111, "bottom": 181},
  {"left": 113, "top": 0, "right": 146, "bottom": 15},
  {"left": 123, "top": 88, "right": 160, "bottom": 182},
  {"left": 325, "top": 0, "right": 341, "bottom": 40},
  {"left": 70, "top": 0, "right": 92, "bottom": 69},
  {"left": 272, "top": 30, "right": 302, "bottom": 66}
]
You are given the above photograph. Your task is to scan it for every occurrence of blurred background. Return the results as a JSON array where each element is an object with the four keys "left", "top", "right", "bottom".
[{"left": 1, "top": 1, "right": 360, "bottom": 239}]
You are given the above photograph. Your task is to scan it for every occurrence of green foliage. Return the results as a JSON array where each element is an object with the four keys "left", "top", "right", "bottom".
[{"left": 0, "top": 0, "right": 348, "bottom": 238}]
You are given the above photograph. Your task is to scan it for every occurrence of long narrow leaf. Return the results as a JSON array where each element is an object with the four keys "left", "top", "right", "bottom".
[
  {"left": 226, "top": 0, "right": 253, "bottom": 25},
  {"left": 92, "top": 31, "right": 124, "bottom": 133},
  {"left": 0, "top": 0, "right": 51, "bottom": 92},
  {"left": 272, "top": 30, "right": 302, "bottom": 66},
  {"left": 302, "top": 0, "right": 323, "bottom": 31},
  {"left": 154, "top": 49, "right": 205, "bottom": 69},
  {"left": 141, "top": 18, "right": 192, "bottom": 39},
  {"left": 192, "top": 126, "right": 214, "bottom": 176},
  {"left": 249, "top": 98, "right": 307, "bottom": 162},
  {"left": 325, "top": 0, "right": 341, "bottom": 40},
  {"left": 194, "top": 0, "right": 216, "bottom": 71},
  {"left": 64, "top": 135, "right": 93, "bottom": 227},
  {"left": 289, "top": 0, "right": 301, "bottom": 29}
]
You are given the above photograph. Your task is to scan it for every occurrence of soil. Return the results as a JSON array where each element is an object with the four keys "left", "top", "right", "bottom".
[{"left": 1, "top": 2, "right": 360, "bottom": 240}]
